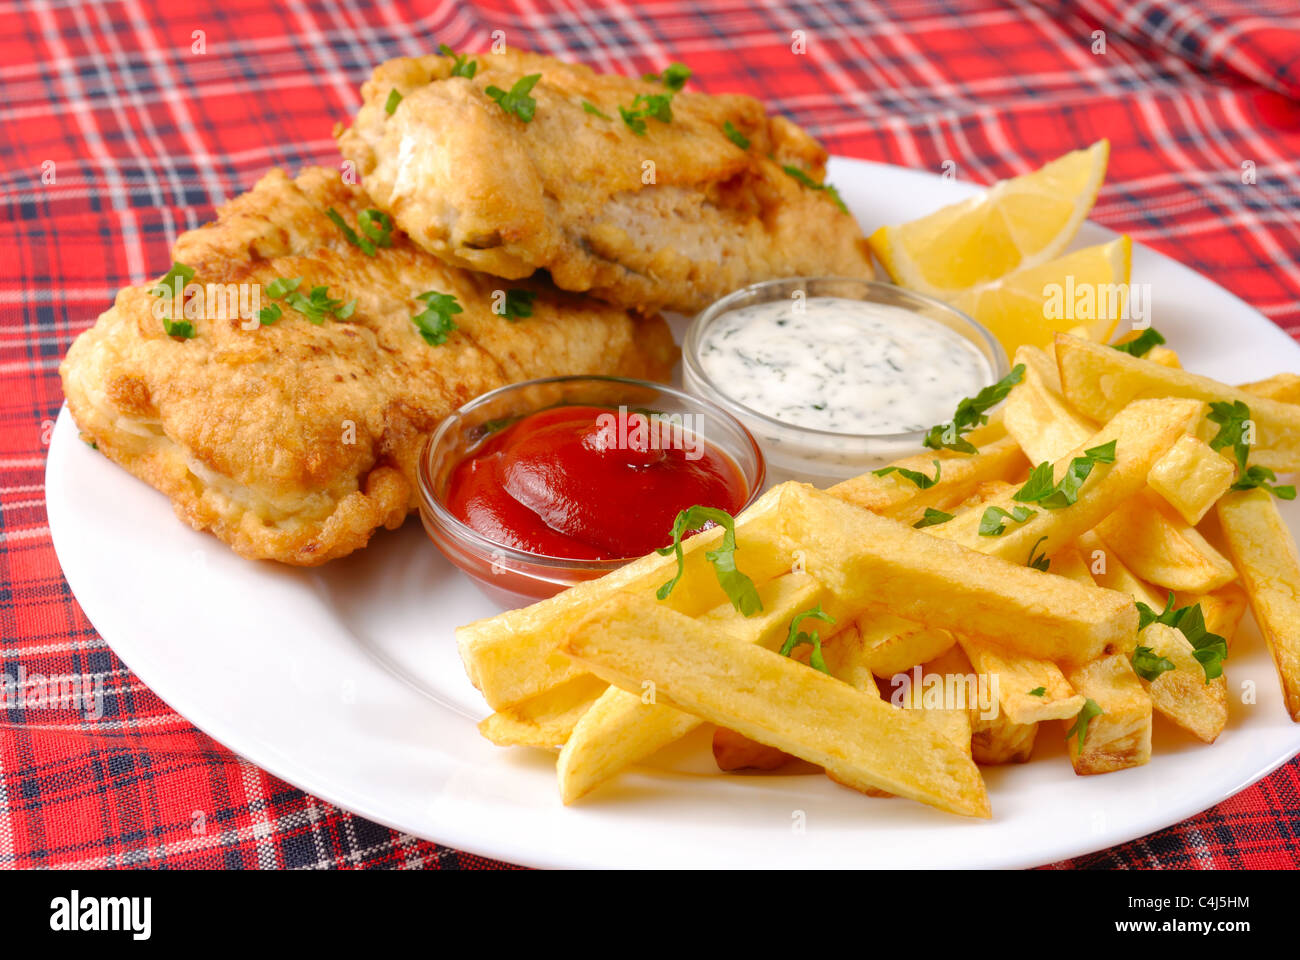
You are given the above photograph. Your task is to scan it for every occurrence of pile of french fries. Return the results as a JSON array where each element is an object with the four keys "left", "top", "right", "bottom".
[{"left": 457, "top": 332, "right": 1300, "bottom": 819}]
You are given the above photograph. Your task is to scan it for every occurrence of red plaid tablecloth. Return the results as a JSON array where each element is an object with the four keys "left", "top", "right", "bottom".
[{"left": 2, "top": 0, "right": 1299, "bottom": 870}]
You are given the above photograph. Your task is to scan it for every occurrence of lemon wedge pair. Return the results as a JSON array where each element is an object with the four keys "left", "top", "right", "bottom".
[{"left": 870, "top": 141, "right": 1129, "bottom": 353}]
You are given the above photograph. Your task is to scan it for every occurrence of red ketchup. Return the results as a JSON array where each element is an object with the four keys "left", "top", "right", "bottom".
[{"left": 446, "top": 405, "right": 749, "bottom": 560}]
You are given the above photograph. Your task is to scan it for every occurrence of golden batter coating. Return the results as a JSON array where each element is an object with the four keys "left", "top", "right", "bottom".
[
  {"left": 337, "top": 51, "right": 874, "bottom": 314},
  {"left": 60, "top": 167, "right": 676, "bottom": 565}
]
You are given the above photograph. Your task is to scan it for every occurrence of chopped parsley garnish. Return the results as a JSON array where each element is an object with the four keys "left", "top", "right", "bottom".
[
  {"left": 620, "top": 92, "right": 673, "bottom": 136},
  {"left": 1136, "top": 592, "right": 1228, "bottom": 682},
  {"left": 872, "top": 459, "right": 941, "bottom": 489},
  {"left": 411, "top": 290, "right": 462, "bottom": 346},
  {"left": 150, "top": 261, "right": 194, "bottom": 299},
  {"left": 162, "top": 318, "right": 196, "bottom": 339},
  {"left": 582, "top": 100, "right": 611, "bottom": 120},
  {"left": 723, "top": 120, "right": 750, "bottom": 149},
  {"left": 656, "top": 506, "right": 762, "bottom": 617},
  {"left": 1028, "top": 686, "right": 1046, "bottom": 697},
  {"left": 1027, "top": 536, "right": 1051, "bottom": 571},
  {"left": 781, "top": 164, "right": 848, "bottom": 213},
  {"left": 1065, "top": 698, "right": 1103, "bottom": 751},
  {"left": 270, "top": 281, "right": 355, "bottom": 325},
  {"left": 1231, "top": 464, "right": 1296, "bottom": 499},
  {"left": 923, "top": 364, "right": 1025, "bottom": 454},
  {"left": 485, "top": 74, "right": 541, "bottom": 122},
  {"left": 1207, "top": 400, "right": 1252, "bottom": 472},
  {"left": 326, "top": 207, "right": 393, "bottom": 256},
  {"left": 779, "top": 604, "right": 835, "bottom": 674},
  {"left": 385, "top": 89, "right": 402, "bottom": 115},
  {"left": 258, "top": 303, "right": 282, "bottom": 326},
  {"left": 979, "top": 504, "right": 1037, "bottom": 537},
  {"left": 643, "top": 62, "right": 691, "bottom": 91},
  {"left": 913, "top": 507, "right": 954, "bottom": 528},
  {"left": 1013, "top": 440, "right": 1117, "bottom": 510},
  {"left": 438, "top": 44, "right": 478, "bottom": 78},
  {"left": 1113, "top": 328, "right": 1166, "bottom": 357},
  {"left": 1131, "top": 645, "right": 1176, "bottom": 682},
  {"left": 265, "top": 276, "right": 301, "bottom": 299},
  {"left": 499, "top": 289, "right": 536, "bottom": 322}
]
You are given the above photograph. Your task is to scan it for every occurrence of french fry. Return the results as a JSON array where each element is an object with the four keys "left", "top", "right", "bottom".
[
  {"left": 1003, "top": 344, "right": 1097, "bottom": 462},
  {"left": 1094, "top": 490, "right": 1237, "bottom": 592},
  {"left": 457, "top": 483, "right": 794, "bottom": 709},
  {"left": 958, "top": 638, "right": 1084, "bottom": 723},
  {"left": 1216, "top": 489, "right": 1300, "bottom": 721},
  {"left": 1177, "top": 583, "right": 1249, "bottom": 649},
  {"left": 1240, "top": 372, "right": 1300, "bottom": 405},
  {"left": 782, "top": 485, "right": 1137, "bottom": 665},
  {"left": 1076, "top": 530, "right": 1164, "bottom": 608},
  {"left": 827, "top": 426, "right": 1027, "bottom": 526},
  {"left": 929, "top": 397, "right": 1203, "bottom": 569},
  {"left": 478, "top": 674, "right": 608, "bottom": 749},
  {"left": 1056, "top": 333, "right": 1300, "bottom": 472},
  {"left": 1064, "top": 654, "right": 1153, "bottom": 774},
  {"left": 558, "top": 571, "right": 826, "bottom": 802},
  {"left": 848, "top": 614, "right": 955, "bottom": 677},
  {"left": 1136, "top": 623, "right": 1228, "bottom": 743},
  {"left": 562, "top": 595, "right": 991, "bottom": 817},
  {"left": 973, "top": 709, "right": 1038, "bottom": 765},
  {"left": 1147, "top": 435, "right": 1235, "bottom": 526}
]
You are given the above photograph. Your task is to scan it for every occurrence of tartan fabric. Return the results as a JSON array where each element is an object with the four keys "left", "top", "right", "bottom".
[{"left": 1, "top": 0, "right": 1298, "bottom": 871}]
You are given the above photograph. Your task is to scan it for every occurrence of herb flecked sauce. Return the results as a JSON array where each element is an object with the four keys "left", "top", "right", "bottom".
[{"left": 698, "top": 296, "right": 992, "bottom": 434}]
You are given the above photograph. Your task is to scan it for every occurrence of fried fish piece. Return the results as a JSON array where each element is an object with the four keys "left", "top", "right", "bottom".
[
  {"left": 337, "top": 51, "right": 874, "bottom": 314},
  {"left": 60, "top": 166, "right": 675, "bottom": 565}
]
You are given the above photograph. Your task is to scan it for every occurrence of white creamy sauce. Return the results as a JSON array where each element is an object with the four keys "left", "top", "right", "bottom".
[{"left": 697, "top": 296, "right": 992, "bottom": 434}]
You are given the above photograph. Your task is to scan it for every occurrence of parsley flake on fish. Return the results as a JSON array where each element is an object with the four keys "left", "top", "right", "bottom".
[
  {"left": 582, "top": 100, "right": 611, "bottom": 120},
  {"left": 643, "top": 63, "right": 691, "bottom": 91},
  {"left": 620, "top": 92, "right": 673, "bottom": 136},
  {"left": 438, "top": 44, "right": 478, "bottom": 78},
  {"left": 723, "top": 120, "right": 750, "bottom": 149},
  {"left": 781, "top": 164, "right": 848, "bottom": 214},
  {"left": 412, "top": 290, "right": 463, "bottom": 346},
  {"left": 385, "top": 89, "right": 402, "bottom": 115},
  {"left": 485, "top": 74, "right": 541, "bottom": 122},
  {"left": 499, "top": 288, "right": 537, "bottom": 321}
]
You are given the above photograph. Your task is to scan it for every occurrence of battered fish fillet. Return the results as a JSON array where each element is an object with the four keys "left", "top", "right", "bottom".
[
  {"left": 337, "top": 51, "right": 874, "bottom": 314},
  {"left": 60, "top": 166, "right": 675, "bottom": 565}
]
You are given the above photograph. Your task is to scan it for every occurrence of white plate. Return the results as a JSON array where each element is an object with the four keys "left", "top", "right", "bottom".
[{"left": 47, "top": 157, "right": 1300, "bottom": 869}]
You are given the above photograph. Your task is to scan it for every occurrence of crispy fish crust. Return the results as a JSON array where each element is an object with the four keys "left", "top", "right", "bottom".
[
  {"left": 60, "top": 167, "right": 676, "bottom": 565},
  {"left": 337, "top": 51, "right": 874, "bottom": 314}
]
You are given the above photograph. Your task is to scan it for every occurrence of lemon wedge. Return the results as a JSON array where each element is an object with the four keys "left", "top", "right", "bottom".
[
  {"left": 949, "top": 235, "right": 1132, "bottom": 355},
  {"left": 870, "top": 141, "right": 1109, "bottom": 298}
]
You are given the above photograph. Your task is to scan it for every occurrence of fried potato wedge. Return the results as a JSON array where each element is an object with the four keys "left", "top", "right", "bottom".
[
  {"left": 478, "top": 674, "right": 608, "bottom": 749},
  {"left": 1240, "top": 372, "right": 1300, "bottom": 405},
  {"left": 929, "top": 397, "right": 1202, "bottom": 570},
  {"left": 457, "top": 483, "right": 793, "bottom": 709},
  {"left": 783, "top": 485, "right": 1137, "bottom": 665},
  {"left": 828, "top": 425, "right": 1027, "bottom": 525},
  {"left": 1147, "top": 435, "right": 1235, "bottom": 526},
  {"left": 563, "top": 595, "right": 991, "bottom": 817},
  {"left": 1216, "top": 489, "right": 1300, "bottom": 721},
  {"left": 958, "top": 638, "right": 1084, "bottom": 724},
  {"left": 558, "top": 571, "right": 825, "bottom": 801},
  {"left": 1095, "top": 490, "right": 1237, "bottom": 593},
  {"left": 1137, "top": 623, "right": 1228, "bottom": 743},
  {"left": 1178, "top": 582, "right": 1249, "bottom": 649},
  {"left": 1056, "top": 333, "right": 1300, "bottom": 472},
  {"left": 1064, "top": 654, "right": 1153, "bottom": 774}
]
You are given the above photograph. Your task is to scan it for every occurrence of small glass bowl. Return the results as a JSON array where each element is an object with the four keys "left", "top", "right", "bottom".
[
  {"left": 682, "top": 277, "right": 1009, "bottom": 486},
  {"left": 417, "top": 375, "right": 766, "bottom": 607}
]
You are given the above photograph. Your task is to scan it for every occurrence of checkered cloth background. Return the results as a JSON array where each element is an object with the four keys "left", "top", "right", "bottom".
[{"left": 2, "top": 0, "right": 1299, "bottom": 870}]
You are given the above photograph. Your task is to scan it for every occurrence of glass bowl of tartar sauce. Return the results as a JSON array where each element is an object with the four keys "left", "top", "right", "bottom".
[{"left": 682, "top": 277, "right": 1009, "bottom": 486}]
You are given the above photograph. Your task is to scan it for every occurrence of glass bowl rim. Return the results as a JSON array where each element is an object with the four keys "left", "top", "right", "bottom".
[
  {"left": 681, "top": 276, "right": 1011, "bottom": 443},
  {"left": 416, "top": 374, "right": 768, "bottom": 571}
]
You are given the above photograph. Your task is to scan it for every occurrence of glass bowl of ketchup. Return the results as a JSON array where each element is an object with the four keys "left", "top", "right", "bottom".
[{"left": 417, "top": 376, "right": 766, "bottom": 606}]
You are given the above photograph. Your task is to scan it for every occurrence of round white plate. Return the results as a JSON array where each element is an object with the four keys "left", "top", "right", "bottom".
[{"left": 47, "top": 157, "right": 1300, "bottom": 868}]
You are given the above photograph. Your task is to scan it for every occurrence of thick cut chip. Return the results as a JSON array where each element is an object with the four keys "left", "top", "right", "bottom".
[
  {"left": 478, "top": 674, "right": 608, "bottom": 748},
  {"left": 959, "top": 638, "right": 1084, "bottom": 724},
  {"left": 1147, "top": 435, "right": 1235, "bottom": 526},
  {"left": 1064, "top": 654, "right": 1153, "bottom": 774},
  {"left": 563, "top": 595, "right": 991, "bottom": 817},
  {"left": 1056, "top": 333, "right": 1300, "bottom": 472},
  {"left": 1136, "top": 623, "right": 1228, "bottom": 743},
  {"left": 1216, "top": 489, "right": 1300, "bottom": 721},
  {"left": 339, "top": 52, "right": 873, "bottom": 314},
  {"left": 1095, "top": 491, "right": 1237, "bottom": 593}
]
